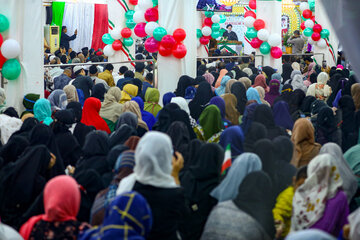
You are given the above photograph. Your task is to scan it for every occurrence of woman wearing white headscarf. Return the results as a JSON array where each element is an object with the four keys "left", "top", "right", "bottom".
[
  {"left": 306, "top": 72, "right": 332, "bottom": 101},
  {"left": 171, "top": 96, "right": 197, "bottom": 127},
  {"left": 48, "top": 89, "right": 68, "bottom": 112},
  {"left": 291, "top": 74, "right": 307, "bottom": 94}
]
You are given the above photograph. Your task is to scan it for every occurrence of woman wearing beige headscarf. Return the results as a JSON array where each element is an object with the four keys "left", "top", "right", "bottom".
[
  {"left": 254, "top": 86, "right": 270, "bottom": 106},
  {"left": 225, "top": 79, "right": 237, "bottom": 94},
  {"left": 239, "top": 77, "right": 252, "bottom": 90},
  {"left": 100, "top": 87, "right": 123, "bottom": 132},
  {"left": 122, "top": 101, "right": 149, "bottom": 131},
  {"left": 63, "top": 85, "right": 79, "bottom": 103},
  {"left": 223, "top": 94, "right": 240, "bottom": 125},
  {"left": 351, "top": 83, "right": 360, "bottom": 111}
]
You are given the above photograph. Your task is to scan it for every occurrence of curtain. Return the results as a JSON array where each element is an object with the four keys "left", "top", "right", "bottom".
[
  {"left": 91, "top": 4, "right": 108, "bottom": 51},
  {"left": 62, "top": 3, "right": 94, "bottom": 52},
  {"left": 51, "top": 2, "right": 65, "bottom": 39}
]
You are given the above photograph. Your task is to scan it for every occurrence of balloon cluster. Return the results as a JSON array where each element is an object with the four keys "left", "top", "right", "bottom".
[
  {"left": 197, "top": 11, "right": 226, "bottom": 47},
  {"left": 0, "top": 14, "right": 21, "bottom": 80},
  {"left": 244, "top": 0, "right": 282, "bottom": 59},
  {"left": 299, "top": 0, "right": 329, "bottom": 49}
]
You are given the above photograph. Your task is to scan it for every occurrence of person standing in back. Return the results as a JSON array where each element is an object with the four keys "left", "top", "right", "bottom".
[
  {"left": 287, "top": 30, "right": 305, "bottom": 54},
  {"left": 60, "top": 26, "right": 77, "bottom": 51}
]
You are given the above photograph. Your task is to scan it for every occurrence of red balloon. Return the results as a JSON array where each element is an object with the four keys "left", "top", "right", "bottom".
[
  {"left": 161, "top": 35, "right": 176, "bottom": 49},
  {"left": 200, "top": 36, "right": 210, "bottom": 45},
  {"left": 204, "top": 18, "right": 213, "bottom": 27},
  {"left": 172, "top": 43, "right": 187, "bottom": 59},
  {"left": 145, "top": 37, "right": 160, "bottom": 53},
  {"left": 253, "top": 19, "right": 265, "bottom": 31},
  {"left": 129, "top": 0, "right": 138, "bottom": 5},
  {"left": 112, "top": 40, "right": 123, "bottom": 51},
  {"left": 302, "top": 9, "right": 312, "bottom": 19},
  {"left": 244, "top": 11, "right": 256, "bottom": 19},
  {"left": 270, "top": 47, "right": 282, "bottom": 59},
  {"left": 249, "top": 0, "right": 256, "bottom": 10},
  {"left": 159, "top": 45, "right": 172, "bottom": 56},
  {"left": 134, "top": 23, "right": 147, "bottom": 38},
  {"left": 0, "top": 51, "right": 6, "bottom": 68},
  {"left": 0, "top": 33, "right": 3, "bottom": 47},
  {"left": 250, "top": 37, "right": 263, "bottom": 49},
  {"left": 300, "top": 22, "right": 306, "bottom": 30},
  {"left": 144, "top": 8, "right": 159, "bottom": 22},
  {"left": 311, "top": 32, "right": 321, "bottom": 41},
  {"left": 313, "top": 24, "right": 323, "bottom": 33},
  {"left": 311, "top": 16, "right": 316, "bottom": 22},
  {"left": 173, "top": 28, "right": 186, "bottom": 42},
  {"left": 121, "top": 28, "right": 132, "bottom": 38}
]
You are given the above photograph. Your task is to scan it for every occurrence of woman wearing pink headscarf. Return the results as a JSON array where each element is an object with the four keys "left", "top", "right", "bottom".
[
  {"left": 203, "top": 72, "right": 216, "bottom": 92},
  {"left": 303, "top": 62, "right": 316, "bottom": 86},
  {"left": 252, "top": 74, "right": 270, "bottom": 93}
]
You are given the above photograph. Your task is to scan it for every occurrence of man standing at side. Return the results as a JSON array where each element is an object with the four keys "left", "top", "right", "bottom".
[
  {"left": 287, "top": 30, "right": 305, "bottom": 54},
  {"left": 60, "top": 26, "right": 77, "bottom": 51}
]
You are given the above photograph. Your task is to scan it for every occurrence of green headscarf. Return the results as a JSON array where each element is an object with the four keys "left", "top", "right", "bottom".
[
  {"left": 144, "top": 88, "right": 162, "bottom": 117},
  {"left": 34, "top": 98, "right": 53, "bottom": 126},
  {"left": 199, "top": 105, "right": 223, "bottom": 140}
]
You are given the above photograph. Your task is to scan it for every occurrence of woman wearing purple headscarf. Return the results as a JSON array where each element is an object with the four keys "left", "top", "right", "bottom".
[{"left": 264, "top": 79, "right": 280, "bottom": 106}]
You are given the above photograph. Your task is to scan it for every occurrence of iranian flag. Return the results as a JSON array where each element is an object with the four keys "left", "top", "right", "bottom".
[{"left": 221, "top": 144, "right": 232, "bottom": 175}]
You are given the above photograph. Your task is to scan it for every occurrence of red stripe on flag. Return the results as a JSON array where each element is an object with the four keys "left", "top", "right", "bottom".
[
  {"left": 116, "top": 0, "right": 127, "bottom": 12},
  {"left": 91, "top": 4, "right": 109, "bottom": 50},
  {"left": 121, "top": 48, "right": 136, "bottom": 67}
]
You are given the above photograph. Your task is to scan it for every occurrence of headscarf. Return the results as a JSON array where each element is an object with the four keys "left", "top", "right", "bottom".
[
  {"left": 291, "top": 62, "right": 300, "bottom": 71},
  {"left": 144, "top": 88, "right": 162, "bottom": 117},
  {"left": 255, "top": 86, "right": 270, "bottom": 106},
  {"left": 316, "top": 106, "right": 337, "bottom": 144},
  {"left": 117, "top": 112, "right": 138, "bottom": 129},
  {"left": 351, "top": 83, "right": 360, "bottom": 111},
  {"left": 63, "top": 85, "right": 79, "bottom": 103},
  {"left": 246, "top": 87, "right": 261, "bottom": 104},
  {"left": 286, "top": 229, "right": 336, "bottom": 240},
  {"left": 23, "top": 93, "right": 40, "bottom": 113},
  {"left": 223, "top": 93, "right": 240, "bottom": 125},
  {"left": 170, "top": 97, "right": 190, "bottom": 115},
  {"left": 114, "top": 150, "right": 135, "bottom": 173},
  {"left": 252, "top": 74, "right": 269, "bottom": 93},
  {"left": 310, "top": 99, "right": 327, "bottom": 116},
  {"left": 81, "top": 97, "right": 111, "bottom": 133},
  {"left": 162, "top": 92, "right": 176, "bottom": 106},
  {"left": 233, "top": 171, "right": 276, "bottom": 239},
  {"left": 0, "top": 136, "right": 29, "bottom": 165},
  {"left": 243, "top": 122, "right": 267, "bottom": 152},
  {"left": 320, "top": 143, "right": 358, "bottom": 202},
  {"left": 291, "top": 74, "right": 307, "bottom": 93},
  {"left": 34, "top": 98, "right": 53, "bottom": 126},
  {"left": 215, "top": 75, "right": 231, "bottom": 96},
  {"left": 20, "top": 176, "right": 81, "bottom": 240},
  {"left": 215, "top": 69, "right": 228, "bottom": 88},
  {"left": 291, "top": 154, "right": 343, "bottom": 231},
  {"left": 303, "top": 62, "right": 315, "bottom": 81},
  {"left": 339, "top": 95, "right": 358, "bottom": 152},
  {"left": 209, "top": 96, "right": 226, "bottom": 120},
  {"left": 240, "top": 102, "right": 259, "bottom": 134},
  {"left": 273, "top": 101, "right": 294, "bottom": 130},
  {"left": 300, "top": 96, "right": 316, "bottom": 117},
  {"left": 211, "top": 153, "right": 262, "bottom": 202},
  {"left": 122, "top": 101, "right": 149, "bottom": 131},
  {"left": 189, "top": 82, "right": 213, "bottom": 120},
  {"left": 306, "top": 72, "right": 332, "bottom": 100},
  {"left": 91, "top": 83, "right": 107, "bottom": 102},
  {"left": 107, "top": 145, "right": 130, "bottom": 170},
  {"left": 203, "top": 72, "right": 215, "bottom": 92},
  {"left": 66, "top": 101, "right": 82, "bottom": 122},
  {"left": 243, "top": 68, "right": 253, "bottom": 77},
  {"left": 291, "top": 118, "right": 321, "bottom": 167},
  {"left": 100, "top": 87, "right": 123, "bottom": 123},
  {"left": 185, "top": 86, "right": 197, "bottom": 101},
  {"left": 166, "top": 121, "right": 190, "bottom": 157},
  {"left": 288, "top": 89, "right": 306, "bottom": 114},
  {"left": 109, "top": 124, "right": 137, "bottom": 148},
  {"left": 282, "top": 63, "right": 293, "bottom": 83},
  {"left": 174, "top": 75, "right": 193, "bottom": 97},
  {"left": 265, "top": 79, "right": 280, "bottom": 106},
  {"left": 199, "top": 105, "right": 223, "bottom": 141},
  {"left": 239, "top": 77, "right": 252, "bottom": 90},
  {"left": 120, "top": 84, "right": 138, "bottom": 104},
  {"left": 219, "top": 126, "right": 244, "bottom": 158},
  {"left": 225, "top": 79, "right": 236, "bottom": 94},
  {"left": 132, "top": 96, "right": 156, "bottom": 130},
  {"left": 48, "top": 90, "right": 68, "bottom": 112},
  {"left": 230, "top": 82, "right": 247, "bottom": 115},
  {"left": 262, "top": 66, "right": 276, "bottom": 82}
]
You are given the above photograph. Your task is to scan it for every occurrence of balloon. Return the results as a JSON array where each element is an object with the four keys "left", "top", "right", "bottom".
[
  {"left": 0, "top": 14, "right": 9, "bottom": 32},
  {"left": 249, "top": 0, "right": 256, "bottom": 10},
  {"left": 123, "top": 37, "right": 134, "bottom": 47},
  {"left": 133, "top": 11, "right": 145, "bottom": 24},
  {"left": 121, "top": 28, "right": 132, "bottom": 38},
  {"left": 145, "top": 8, "right": 158, "bottom": 22},
  {"left": 300, "top": 22, "right": 306, "bottom": 30},
  {"left": 172, "top": 43, "right": 187, "bottom": 59},
  {"left": 112, "top": 40, "right": 123, "bottom": 51},
  {"left": 204, "top": 18, "right": 213, "bottom": 27},
  {"left": 316, "top": 38, "right": 327, "bottom": 48},
  {"left": 302, "top": 9, "right": 312, "bottom": 19},
  {"left": 102, "top": 34, "right": 114, "bottom": 44},
  {"left": 161, "top": 35, "right": 176, "bottom": 49},
  {"left": 1, "top": 59, "right": 21, "bottom": 80},
  {"left": 244, "top": 16, "right": 256, "bottom": 28},
  {"left": 257, "top": 29, "right": 269, "bottom": 41},
  {"left": 270, "top": 47, "right": 282, "bottom": 59},
  {"left": 126, "top": 19, "right": 136, "bottom": 29},
  {"left": 159, "top": 44, "right": 172, "bottom": 56},
  {"left": 268, "top": 34, "right": 281, "bottom": 47},
  {"left": 300, "top": 2, "right": 309, "bottom": 12},
  {"left": 311, "top": 16, "right": 316, "bottom": 22},
  {"left": 244, "top": 11, "right": 256, "bottom": 19},
  {"left": 200, "top": 36, "right": 210, "bottom": 45},
  {"left": 253, "top": 19, "right": 265, "bottom": 31},
  {"left": 211, "top": 15, "right": 220, "bottom": 24},
  {"left": 303, "top": 28, "right": 313, "bottom": 37},
  {"left": 145, "top": 21, "right": 159, "bottom": 36},
  {"left": 104, "top": 44, "right": 116, "bottom": 56},
  {"left": 152, "top": 0, "right": 158, "bottom": 6},
  {"left": 211, "top": 23, "right": 220, "bottom": 32},
  {"left": 0, "top": 51, "right": 6, "bottom": 68},
  {"left": 0, "top": 33, "right": 3, "bottom": 46},
  {"left": 246, "top": 27, "right": 258, "bottom": 39},
  {"left": 220, "top": 28, "right": 226, "bottom": 34},
  {"left": 308, "top": 38, "right": 316, "bottom": 45},
  {"left": 219, "top": 15, "right": 226, "bottom": 24},
  {"left": 201, "top": 26, "right": 212, "bottom": 37},
  {"left": 250, "top": 37, "right": 263, "bottom": 49},
  {"left": 211, "top": 31, "right": 220, "bottom": 39},
  {"left": 205, "top": 11, "right": 214, "bottom": 18},
  {"left": 311, "top": 32, "right": 321, "bottom": 41},
  {"left": 138, "top": 0, "right": 153, "bottom": 10},
  {"left": 153, "top": 27, "right": 167, "bottom": 41},
  {"left": 309, "top": 0, "right": 315, "bottom": 11},
  {"left": 125, "top": 10, "right": 135, "bottom": 19},
  {"left": 134, "top": 22, "right": 147, "bottom": 38},
  {"left": 259, "top": 42, "right": 271, "bottom": 55},
  {"left": 110, "top": 28, "right": 122, "bottom": 40},
  {"left": 320, "top": 29, "right": 330, "bottom": 39},
  {"left": 305, "top": 19, "right": 314, "bottom": 29},
  {"left": 173, "top": 28, "right": 186, "bottom": 42},
  {"left": 197, "top": 29, "right": 203, "bottom": 38},
  {"left": 313, "top": 24, "right": 322, "bottom": 33},
  {"left": 144, "top": 37, "right": 160, "bottom": 53},
  {"left": 129, "top": 0, "right": 138, "bottom": 5}
]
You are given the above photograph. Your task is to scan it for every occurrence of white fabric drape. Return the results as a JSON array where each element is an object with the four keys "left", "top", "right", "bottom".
[{"left": 62, "top": 3, "right": 94, "bottom": 52}]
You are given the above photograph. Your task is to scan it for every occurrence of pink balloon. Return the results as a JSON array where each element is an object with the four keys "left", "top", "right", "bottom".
[
  {"left": 250, "top": 37, "right": 263, "bottom": 49},
  {"left": 270, "top": 46, "right": 283, "bottom": 59},
  {"left": 145, "top": 8, "right": 159, "bottom": 22},
  {"left": 134, "top": 23, "right": 147, "bottom": 38},
  {"left": 145, "top": 37, "right": 160, "bottom": 53}
]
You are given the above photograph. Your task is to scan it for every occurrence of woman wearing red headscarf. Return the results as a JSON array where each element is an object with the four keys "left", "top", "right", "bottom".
[{"left": 81, "top": 97, "right": 111, "bottom": 133}]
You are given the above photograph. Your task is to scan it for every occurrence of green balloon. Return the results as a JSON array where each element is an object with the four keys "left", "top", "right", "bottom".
[
  {"left": 260, "top": 42, "right": 271, "bottom": 55},
  {"left": 0, "top": 14, "right": 9, "bottom": 32},
  {"left": 303, "top": 28, "right": 313, "bottom": 37},
  {"left": 2, "top": 59, "right": 21, "bottom": 80},
  {"left": 125, "top": 10, "right": 135, "bottom": 19},
  {"left": 320, "top": 29, "right": 330, "bottom": 39},
  {"left": 126, "top": 19, "right": 136, "bottom": 29},
  {"left": 123, "top": 37, "right": 134, "bottom": 47},
  {"left": 211, "top": 31, "right": 220, "bottom": 39},
  {"left": 153, "top": 27, "right": 167, "bottom": 41},
  {"left": 219, "top": 15, "right": 226, "bottom": 24},
  {"left": 246, "top": 27, "right": 258, "bottom": 39},
  {"left": 102, "top": 33, "right": 114, "bottom": 44},
  {"left": 152, "top": 0, "right": 158, "bottom": 6},
  {"left": 212, "top": 23, "right": 220, "bottom": 32},
  {"left": 205, "top": 11, "right": 214, "bottom": 18},
  {"left": 308, "top": 0, "right": 315, "bottom": 11},
  {"left": 220, "top": 28, "right": 226, "bottom": 34},
  {"left": 197, "top": 29, "right": 202, "bottom": 38}
]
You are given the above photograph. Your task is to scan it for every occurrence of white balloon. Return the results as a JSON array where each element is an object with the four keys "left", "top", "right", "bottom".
[
  {"left": 300, "top": 2, "right": 309, "bottom": 12},
  {"left": 244, "top": 16, "right": 255, "bottom": 28},
  {"left": 138, "top": 0, "right": 153, "bottom": 10},
  {"left": 1, "top": 39, "right": 21, "bottom": 59},
  {"left": 145, "top": 21, "right": 159, "bottom": 36},
  {"left": 317, "top": 38, "right": 327, "bottom": 48},
  {"left": 134, "top": 5, "right": 140, "bottom": 11},
  {"left": 305, "top": 19, "right": 314, "bottom": 29},
  {"left": 268, "top": 34, "right": 281, "bottom": 47},
  {"left": 110, "top": 28, "right": 121, "bottom": 40},
  {"left": 211, "top": 15, "right": 221, "bottom": 24},
  {"left": 257, "top": 29, "right": 269, "bottom": 41},
  {"left": 308, "top": 38, "right": 316, "bottom": 45},
  {"left": 202, "top": 26, "right": 212, "bottom": 37},
  {"left": 133, "top": 11, "right": 145, "bottom": 24},
  {"left": 104, "top": 44, "right": 115, "bottom": 57}
]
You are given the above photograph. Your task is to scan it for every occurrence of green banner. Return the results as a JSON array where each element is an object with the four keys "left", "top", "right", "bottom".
[{"left": 51, "top": 2, "right": 66, "bottom": 40}]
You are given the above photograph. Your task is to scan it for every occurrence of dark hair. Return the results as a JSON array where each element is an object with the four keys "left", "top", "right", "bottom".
[
  {"left": 89, "top": 65, "right": 98, "bottom": 75},
  {"left": 226, "top": 24, "right": 233, "bottom": 28},
  {"left": 74, "top": 69, "right": 83, "bottom": 76},
  {"left": 105, "top": 64, "right": 114, "bottom": 71},
  {"left": 296, "top": 165, "right": 308, "bottom": 180},
  {"left": 124, "top": 70, "right": 135, "bottom": 78},
  {"left": 135, "top": 62, "right": 145, "bottom": 73},
  {"left": 294, "top": 30, "right": 300, "bottom": 35},
  {"left": 98, "top": 56, "right": 104, "bottom": 62},
  {"left": 62, "top": 26, "right": 67, "bottom": 32},
  {"left": 69, "top": 51, "right": 76, "bottom": 59},
  {"left": 218, "top": 62, "right": 226, "bottom": 70},
  {"left": 82, "top": 49, "right": 89, "bottom": 58},
  {"left": 146, "top": 73, "right": 153, "bottom": 83},
  {"left": 135, "top": 54, "right": 144, "bottom": 60},
  {"left": 226, "top": 72, "right": 234, "bottom": 78},
  {"left": 243, "top": 56, "right": 250, "bottom": 63},
  {"left": 198, "top": 64, "right": 207, "bottom": 73},
  {"left": 59, "top": 46, "right": 65, "bottom": 50},
  {"left": 54, "top": 50, "right": 61, "bottom": 58},
  {"left": 60, "top": 55, "right": 67, "bottom": 64},
  {"left": 45, "top": 49, "right": 51, "bottom": 54},
  {"left": 137, "top": 46, "right": 144, "bottom": 53},
  {"left": 89, "top": 48, "right": 95, "bottom": 55},
  {"left": 119, "top": 66, "right": 128, "bottom": 74},
  {"left": 208, "top": 66, "right": 216, "bottom": 73}
]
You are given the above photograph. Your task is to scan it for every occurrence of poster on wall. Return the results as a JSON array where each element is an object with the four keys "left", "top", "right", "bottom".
[
  {"left": 197, "top": 0, "right": 234, "bottom": 12},
  {"left": 281, "top": 15, "right": 290, "bottom": 34}
]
